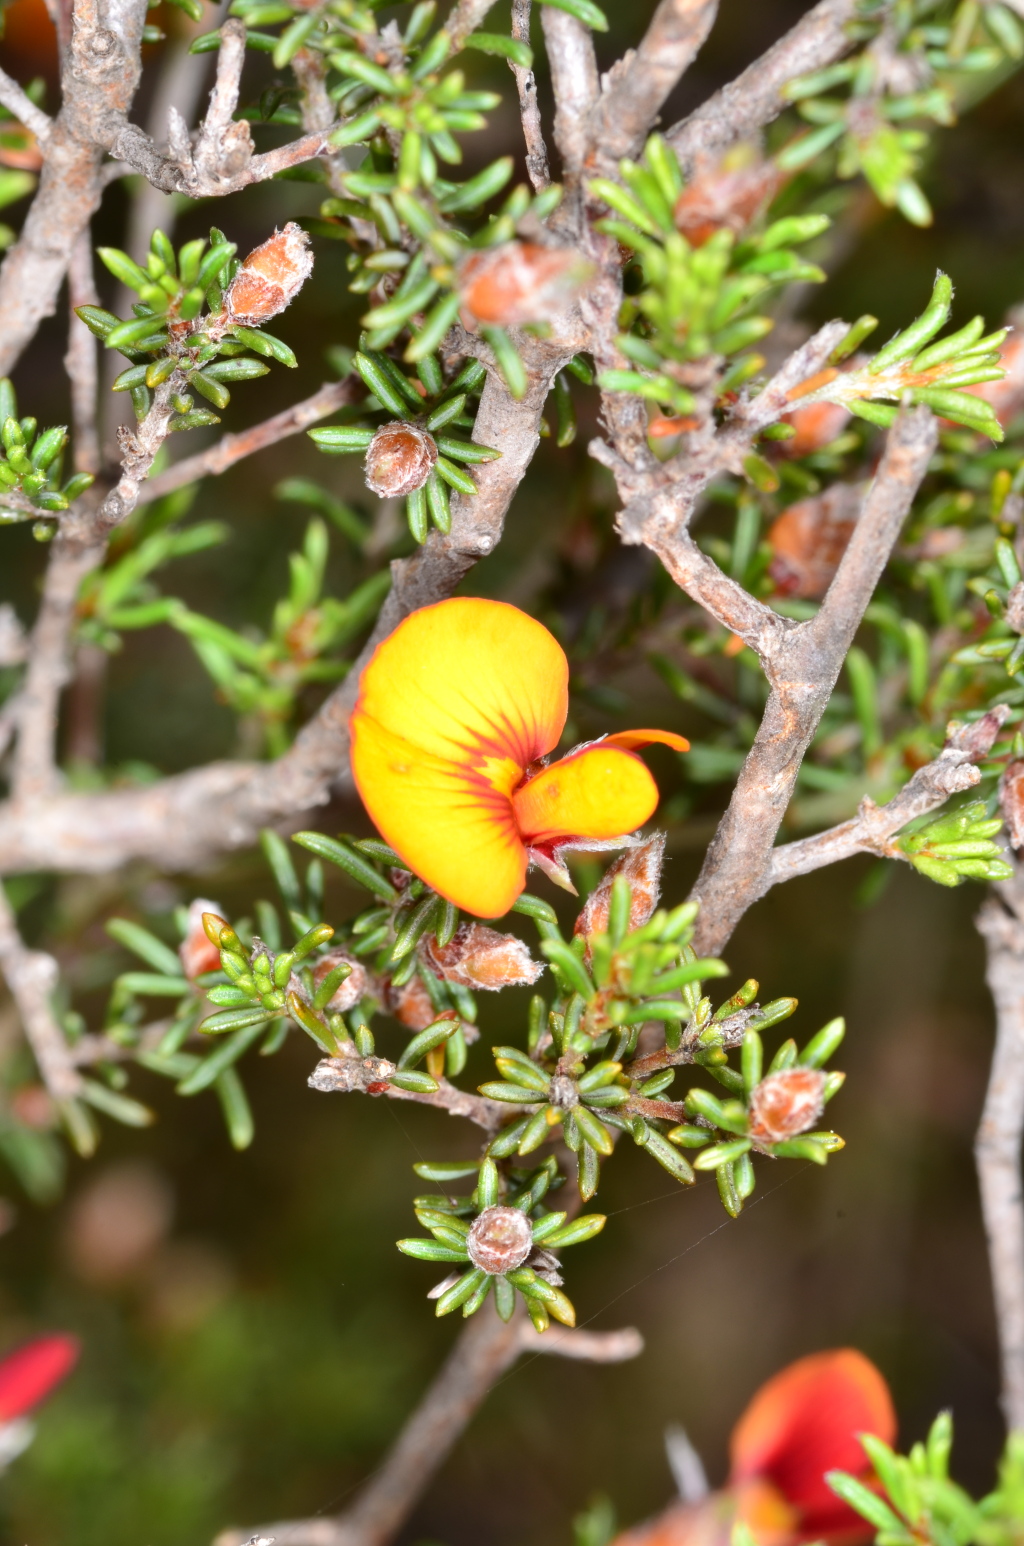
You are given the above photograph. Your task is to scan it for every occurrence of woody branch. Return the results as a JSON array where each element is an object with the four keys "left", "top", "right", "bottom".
[
  {"left": 977, "top": 870, "right": 1024, "bottom": 1434},
  {"left": 10, "top": 381, "right": 178, "bottom": 803},
  {"left": 768, "top": 709, "right": 1011, "bottom": 887},
  {"left": 690, "top": 409, "right": 939, "bottom": 952},
  {"left": 213, "top": 1308, "right": 642, "bottom": 1546}
]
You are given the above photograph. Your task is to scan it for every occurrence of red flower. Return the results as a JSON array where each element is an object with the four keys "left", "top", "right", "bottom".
[
  {"left": 0, "top": 1334, "right": 79, "bottom": 1422},
  {"left": 730, "top": 1349, "right": 896, "bottom": 1542},
  {"left": 613, "top": 1349, "right": 895, "bottom": 1546}
]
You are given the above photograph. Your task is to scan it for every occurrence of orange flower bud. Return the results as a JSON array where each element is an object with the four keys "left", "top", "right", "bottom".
[
  {"left": 11, "top": 1083, "right": 56, "bottom": 1130},
  {"left": 424, "top": 922, "right": 543, "bottom": 990},
  {"left": 179, "top": 897, "right": 225, "bottom": 980},
  {"left": 574, "top": 833, "right": 665, "bottom": 946},
  {"left": 312, "top": 949, "right": 368, "bottom": 1012},
  {"left": 224, "top": 222, "right": 313, "bottom": 326},
  {"left": 1001, "top": 759, "right": 1024, "bottom": 850},
  {"left": 767, "top": 484, "right": 861, "bottom": 600},
  {"left": 747, "top": 1067, "right": 826, "bottom": 1146},
  {"left": 458, "top": 240, "right": 593, "bottom": 328},
  {"left": 673, "top": 150, "right": 779, "bottom": 247},
  {"left": 386, "top": 974, "right": 437, "bottom": 1031},
  {"left": 364, "top": 421, "right": 438, "bottom": 497},
  {"left": 466, "top": 1204, "right": 533, "bottom": 1274},
  {"left": 777, "top": 399, "right": 851, "bottom": 458}
]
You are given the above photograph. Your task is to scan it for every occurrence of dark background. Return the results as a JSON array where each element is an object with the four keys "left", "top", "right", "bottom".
[{"left": 0, "top": 0, "right": 1022, "bottom": 1540}]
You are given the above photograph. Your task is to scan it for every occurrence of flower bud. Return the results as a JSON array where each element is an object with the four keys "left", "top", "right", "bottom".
[
  {"left": 747, "top": 1067, "right": 826, "bottom": 1146},
  {"left": 458, "top": 241, "right": 593, "bottom": 328},
  {"left": 1002, "top": 759, "right": 1024, "bottom": 850},
  {"left": 778, "top": 399, "right": 851, "bottom": 458},
  {"left": 312, "top": 949, "right": 368, "bottom": 1012},
  {"left": 179, "top": 897, "right": 225, "bottom": 980},
  {"left": 574, "top": 834, "right": 665, "bottom": 947},
  {"left": 224, "top": 222, "right": 313, "bottom": 326},
  {"left": 386, "top": 974, "right": 437, "bottom": 1031},
  {"left": 11, "top": 1084, "right": 56, "bottom": 1130},
  {"left": 673, "top": 149, "right": 779, "bottom": 247},
  {"left": 364, "top": 421, "right": 437, "bottom": 497},
  {"left": 425, "top": 922, "right": 543, "bottom": 989},
  {"left": 767, "top": 483, "right": 861, "bottom": 600},
  {"left": 467, "top": 1205, "right": 533, "bottom": 1275}
]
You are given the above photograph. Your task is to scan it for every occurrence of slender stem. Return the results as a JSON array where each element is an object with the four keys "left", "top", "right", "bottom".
[
  {"left": 689, "top": 407, "right": 938, "bottom": 954},
  {"left": 212, "top": 1309, "right": 525, "bottom": 1546},
  {"left": 510, "top": 0, "right": 549, "bottom": 192},
  {"left": 769, "top": 707, "right": 1010, "bottom": 886},
  {"left": 541, "top": 5, "right": 598, "bottom": 185},
  {"left": 10, "top": 384, "right": 178, "bottom": 800},
  {"left": 65, "top": 228, "right": 101, "bottom": 477},
  {"left": 665, "top": 0, "right": 863, "bottom": 168},
  {"left": 977, "top": 878, "right": 1024, "bottom": 1432},
  {"left": 137, "top": 378, "right": 360, "bottom": 506},
  {"left": 0, "top": 885, "right": 82, "bottom": 1101},
  {"left": 586, "top": 0, "right": 719, "bottom": 177},
  {"left": 0, "top": 64, "right": 52, "bottom": 143},
  {"left": 212, "top": 1307, "right": 643, "bottom": 1546}
]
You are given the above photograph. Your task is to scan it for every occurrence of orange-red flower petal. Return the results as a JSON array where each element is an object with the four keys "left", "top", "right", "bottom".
[
  {"left": 730, "top": 1349, "right": 896, "bottom": 1539},
  {"left": 0, "top": 1334, "right": 79, "bottom": 1421},
  {"left": 350, "top": 598, "right": 568, "bottom": 916}
]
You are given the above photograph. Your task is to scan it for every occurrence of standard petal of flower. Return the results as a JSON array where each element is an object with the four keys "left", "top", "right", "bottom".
[
  {"left": 729, "top": 1349, "right": 896, "bottom": 1533},
  {"left": 350, "top": 716, "right": 527, "bottom": 916},
  {"left": 351, "top": 598, "right": 569, "bottom": 915},
  {"left": 513, "top": 745, "right": 660, "bottom": 844},
  {"left": 0, "top": 1335, "right": 79, "bottom": 1421},
  {"left": 352, "top": 597, "right": 568, "bottom": 768}
]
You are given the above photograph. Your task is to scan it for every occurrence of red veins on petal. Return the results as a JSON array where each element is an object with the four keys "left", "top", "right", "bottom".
[
  {"left": 0, "top": 1333, "right": 80, "bottom": 1421},
  {"left": 730, "top": 1349, "right": 897, "bottom": 1541}
]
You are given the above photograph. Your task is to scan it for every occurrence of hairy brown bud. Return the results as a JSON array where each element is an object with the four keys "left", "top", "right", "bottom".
[
  {"left": 574, "top": 834, "right": 665, "bottom": 948},
  {"left": 673, "top": 149, "right": 779, "bottom": 247},
  {"left": 767, "top": 483, "right": 861, "bottom": 600},
  {"left": 312, "top": 950, "right": 368, "bottom": 1012},
  {"left": 225, "top": 222, "right": 313, "bottom": 325},
  {"left": 11, "top": 1084, "right": 56, "bottom": 1130},
  {"left": 179, "top": 897, "right": 225, "bottom": 980},
  {"left": 364, "top": 422, "right": 437, "bottom": 497},
  {"left": 467, "top": 1205, "right": 533, "bottom": 1275},
  {"left": 1002, "top": 759, "right": 1024, "bottom": 850},
  {"left": 425, "top": 923, "right": 543, "bottom": 990},
  {"left": 778, "top": 399, "right": 851, "bottom": 458},
  {"left": 386, "top": 974, "right": 437, "bottom": 1031},
  {"left": 747, "top": 1067, "right": 826, "bottom": 1146},
  {"left": 458, "top": 241, "right": 593, "bottom": 328}
]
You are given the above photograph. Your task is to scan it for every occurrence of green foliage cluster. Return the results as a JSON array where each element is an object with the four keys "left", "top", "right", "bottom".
[
  {"left": 77, "top": 227, "right": 298, "bottom": 429},
  {"left": 309, "top": 349, "right": 500, "bottom": 541},
  {"left": 776, "top": 0, "right": 1024, "bottom": 223},
  {"left": 828, "top": 1412, "right": 1024, "bottom": 1546},
  {"left": 0, "top": 377, "right": 93, "bottom": 535},
  {"left": 40, "top": 830, "right": 847, "bottom": 1323}
]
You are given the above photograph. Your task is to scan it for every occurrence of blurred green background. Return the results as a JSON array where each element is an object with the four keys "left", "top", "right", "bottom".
[{"left": 1, "top": 0, "right": 1023, "bottom": 1541}]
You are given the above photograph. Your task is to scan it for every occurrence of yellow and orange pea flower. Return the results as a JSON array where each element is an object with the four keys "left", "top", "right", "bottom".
[
  {"left": 349, "top": 598, "right": 689, "bottom": 918},
  {"left": 613, "top": 1349, "right": 896, "bottom": 1546}
]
